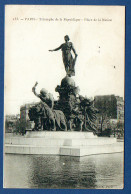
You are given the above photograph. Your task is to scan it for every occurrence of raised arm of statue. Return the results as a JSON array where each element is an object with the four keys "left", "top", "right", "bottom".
[
  {"left": 49, "top": 44, "right": 62, "bottom": 52},
  {"left": 32, "top": 82, "right": 40, "bottom": 98}
]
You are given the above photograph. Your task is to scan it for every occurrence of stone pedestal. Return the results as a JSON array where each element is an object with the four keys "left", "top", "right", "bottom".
[
  {"left": 25, "top": 131, "right": 97, "bottom": 139},
  {"left": 4, "top": 131, "right": 123, "bottom": 156}
]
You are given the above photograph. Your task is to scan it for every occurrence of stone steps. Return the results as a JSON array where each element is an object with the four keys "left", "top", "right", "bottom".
[
  {"left": 5, "top": 137, "right": 116, "bottom": 146},
  {"left": 4, "top": 131, "right": 124, "bottom": 157},
  {"left": 25, "top": 131, "right": 97, "bottom": 139},
  {"left": 4, "top": 142, "right": 123, "bottom": 156},
  {"left": 60, "top": 143, "right": 124, "bottom": 156},
  {"left": 5, "top": 144, "right": 60, "bottom": 155}
]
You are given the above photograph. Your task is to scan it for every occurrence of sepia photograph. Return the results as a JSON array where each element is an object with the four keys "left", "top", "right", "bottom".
[{"left": 4, "top": 5, "right": 124, "bottom": 189}]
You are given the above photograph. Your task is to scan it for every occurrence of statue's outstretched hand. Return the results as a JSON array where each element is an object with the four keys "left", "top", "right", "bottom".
[
  {"left": 49, "top": 50, "right": 53, "bottom": 52},
  {"left": 32, "top": 82, "right": 38, "bottom": 93}
]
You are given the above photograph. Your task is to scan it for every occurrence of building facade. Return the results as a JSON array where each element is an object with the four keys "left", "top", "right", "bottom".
[
  {"left": 5, "top": 114, "right": 20, "bottom": 133},
  {"left": 20, "top": 103, "right": 36, "bottom": 132},
  {"left": 94, "top": 95, "right": 124, "bottom": 131}
]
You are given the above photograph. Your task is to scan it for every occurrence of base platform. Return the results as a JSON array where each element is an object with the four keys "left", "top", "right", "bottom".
[{"left": 4, "top": 131, "right": 124, "bottom": 157}]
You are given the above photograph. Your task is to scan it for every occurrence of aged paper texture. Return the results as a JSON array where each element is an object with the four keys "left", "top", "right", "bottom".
[{"left": 4, "top": 5, "right": 124, "bottom": 189}]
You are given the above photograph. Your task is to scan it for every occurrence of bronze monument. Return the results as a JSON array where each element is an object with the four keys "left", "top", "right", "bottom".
[
  {"left": 29, "top": 36, "right": 97, "bottom": 132},
  {"left": 49, "top": 35, "right": 78, "bottom": 76}
]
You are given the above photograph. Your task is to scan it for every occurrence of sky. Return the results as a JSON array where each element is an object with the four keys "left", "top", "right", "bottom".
[{"left": 4, "top": 5, "right": 125, "bottom": 115}]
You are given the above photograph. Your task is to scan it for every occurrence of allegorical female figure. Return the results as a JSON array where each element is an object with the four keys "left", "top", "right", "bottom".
[{"left": 49, "top": 35, "right": 78, "bottom": 76}]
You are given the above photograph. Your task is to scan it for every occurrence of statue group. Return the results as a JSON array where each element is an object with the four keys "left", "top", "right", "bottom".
[{"left": 29, "top": 35, "right": 97, "bottom": 132}]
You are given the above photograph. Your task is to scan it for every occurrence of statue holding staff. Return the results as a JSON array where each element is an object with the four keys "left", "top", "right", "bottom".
[{"left": 49, "top": 35, "right": 78, "bottom": 77}]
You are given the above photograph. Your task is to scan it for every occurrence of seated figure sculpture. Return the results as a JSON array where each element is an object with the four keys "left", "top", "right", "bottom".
[{"left": 29, "top": 82, "right": 67, "bottom": 131}]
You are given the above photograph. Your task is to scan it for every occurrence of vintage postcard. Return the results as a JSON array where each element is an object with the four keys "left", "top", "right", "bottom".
[{"left": 4, "top": 5, "right": 124, "bottom": 189}]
